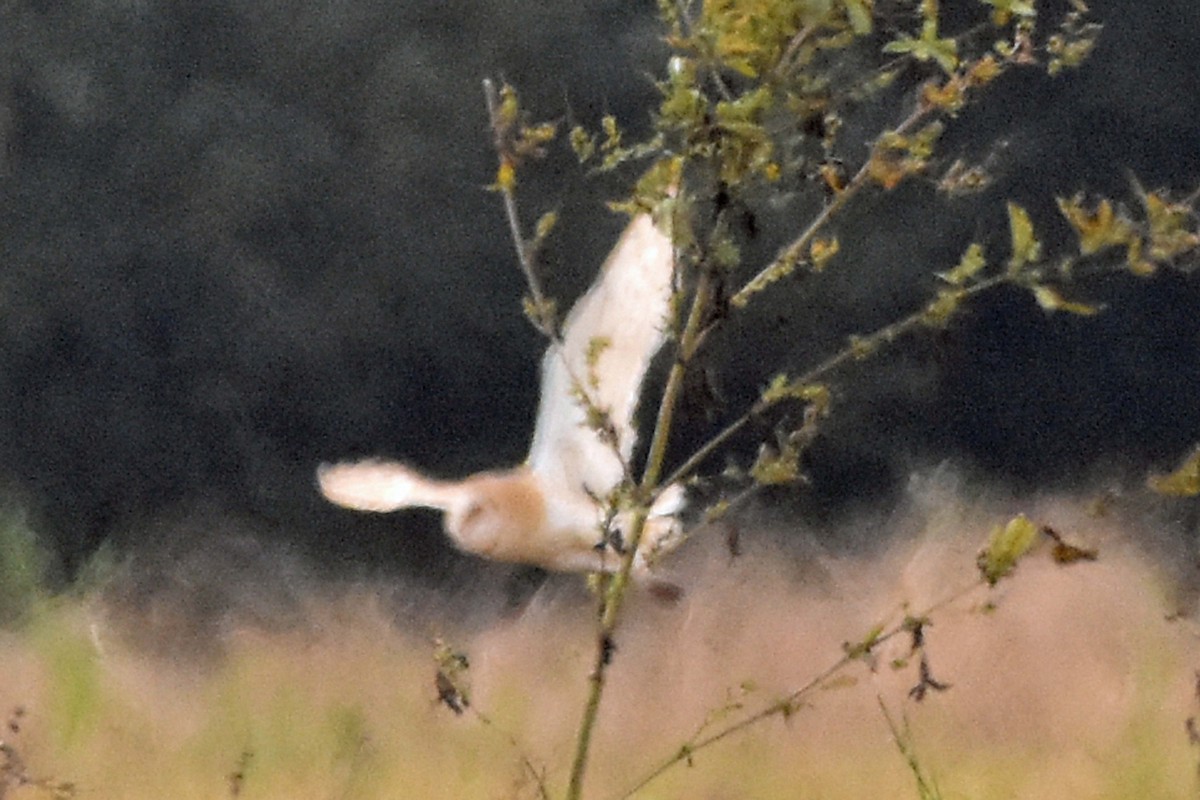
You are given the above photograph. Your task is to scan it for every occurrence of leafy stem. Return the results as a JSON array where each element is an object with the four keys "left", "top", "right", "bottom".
[
  {"left": 483, "top": 77, "right": 557, "bottom": 339},
  {"left": 565, "top": 259, "right": 716, "bottom": 800},
  {"left": 730, "top": 102, "right": 933, "bottom": 310},
  {"left": 660, "top": 271, "right": 1008, "bottom": 494}
]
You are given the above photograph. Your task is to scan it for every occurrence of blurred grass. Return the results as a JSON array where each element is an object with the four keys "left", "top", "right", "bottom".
[
  {"left": 0, "top": 501, "right": 1196, "bottom": 799},
  {"left": 0, "top": 587, "right": 1190, "bottom": 799},
  {"left": 0, "top": 505, "right": 49, "bottom": 623}
]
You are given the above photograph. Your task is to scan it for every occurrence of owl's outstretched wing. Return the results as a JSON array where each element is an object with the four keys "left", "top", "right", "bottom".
[
  {"left": 526, "top": 211, "right": 676, "bottom": 498},
  {"left": 317, "top": 459, "right": 459, "bottom": 513}
]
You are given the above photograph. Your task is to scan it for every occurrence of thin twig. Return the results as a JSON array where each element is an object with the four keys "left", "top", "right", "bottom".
[
  {"left": 434, "top": 634, "right": 552, "bottom": 800},
  {"left": 731, "top": 101, "right": 933, "bottom": 310},
  {"left": 772, "top": 22, "right": 818, "bottom": 80},
  {"left": 616, "top": 577, "right": 984, "bottom": 799},
  {"left": 660, "top": 272, "right": 1008, "bottom": 493},
  {"left": 474, "top": 710, "right": 552, "bottom": 800},
  {"left": 877, "top": 696, "right": 942, "bottom": 800},
  {"left": 482, "top": 78, "right": 556, "bottom": 339},
  {"left": 481, "top": 78, "right": 644, "bottom": 489}
]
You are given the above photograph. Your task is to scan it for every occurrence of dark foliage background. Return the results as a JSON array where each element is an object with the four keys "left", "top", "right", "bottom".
[{"left": 0, "top": 0, "right": 1197, "bottom": 583}]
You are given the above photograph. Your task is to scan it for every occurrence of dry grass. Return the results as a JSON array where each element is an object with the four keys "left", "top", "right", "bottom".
[{"left": 0, "top": 484, "right": 1196, "bottom": 799}]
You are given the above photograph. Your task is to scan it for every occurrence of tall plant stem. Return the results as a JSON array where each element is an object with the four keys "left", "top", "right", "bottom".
[
  {"left": 565, "top": 268, "right": 716, "bottom": 800},
  {"left": 568, "top": 102, "right": 935, "bottom": 800},
  {"left": 482, "top": 78, "right": 556, "bottom": 338}
]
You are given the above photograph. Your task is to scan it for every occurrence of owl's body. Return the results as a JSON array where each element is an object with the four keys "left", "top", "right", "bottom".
[{"left": 318, "top": 207, "right": 684, "bottom": 576}]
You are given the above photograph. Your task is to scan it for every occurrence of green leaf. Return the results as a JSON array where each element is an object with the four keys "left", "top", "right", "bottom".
[
  {"left": 843, "top": 0, "right": 874, "bottom": 35},
  {"left": 843, "top": 624, "right": 885, "bottom": 660},
  {"left": 600, "top": 114, "right": 621, "bottom": 151},
  {"left": 534, "top": 210, "right": 558, "bottom": 243},
  {"left": 936, "top": 242, "right": 987, "bottom": 286},
  {"left": 1056, "top": 195, "right": 1135, "bottom": 255},
  {"left": 608, "top": 156, "right": 684, "bottom": 218},
  {"left": 920, "top": 288, "right": 964, "bottom": 327},
  {"left": 1142, "top": 190, "right": 1200, "bottom": 261},
  {"left": 750, "top": 442, "right": 801, "bottom": 485},
  {"left": 1148, "top": 446, "right": 1200, "bottom": 497},
  {"left": 1005, "top": 201, "right": 1042, "bottom": 273},
  {"left": 882, "top": 0, "right": 958, "bottom": 74},
  {"left": 980, "top": 0, "right": 1036, "bottom": 26},
  {"left": 977, "top": 514, "right": 1041, "bottom": 585},
  {"left": 760, "top": 375, "right": 830, "bottom": 411},
  {"left": 1030, "top": 285, "right": 1102, "bottom": 316},
  {"left": 569, "top": 126, "right": 596, "bottom": 162},
  {"left": 810, "top": 237, "right": 840, "bottom": 271},
  {"left": 882, "top": 33, "right": 959, "bottom": 73},
  {"left": 658, "top": 56, "right": 706, "bottom": 128}
]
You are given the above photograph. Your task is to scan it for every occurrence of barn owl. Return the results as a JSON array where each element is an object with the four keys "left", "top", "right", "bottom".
[{"left": 318, "top": 207, "right": 685, "bottom": 576}]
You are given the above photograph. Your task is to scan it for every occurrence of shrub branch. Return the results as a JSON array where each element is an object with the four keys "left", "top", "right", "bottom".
[{"left": 565, "top": 266, "right": 716, "bottom": 800}]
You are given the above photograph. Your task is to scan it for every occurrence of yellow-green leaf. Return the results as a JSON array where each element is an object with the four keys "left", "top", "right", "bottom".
[
  {"left": 496, "top": 83, "right": 520, "bottom": 127},
  {"left": 1056, "top": 195, "right": 1135, "bottom": 255},
  {"left": 849, "top": 334, "right": 878, "bottom": 359},
  {"left": 937, "top": 242, "right": 986, "bottom": 286},
  {"left": 1143, "top": 191, "right": 1200, "bottom": 261},
  {"left": 1006, "top": 201, "right": 1041, "bottom": 273},
  {"left": 843, "top": 624, "right": 884, "bottom": 660},
  {"left": 981, "top": 0, "right": 1036, "bottom": 26},
  {"left": 1148, "top": 446, "right": 1200, "bottom": 497},
  {"left": 1124, "top": 236, "right": 1157, "bottom": 277},
  {"left": 711, "top": 234, "right": 741, "bottom": 271},
  {"left": 843, "top": 0, "right": 874, "bottom": 35},
  {"left": 1031, "top": 285, "right": 1101, "bottom": 316},
  {"left": 520, "top": 122, "right": 557, "bottom": 148},
  {"left": 704, "top": 499, "right": 731, "bottom": 523},
  {"left": 966, "top": 54, "right": 1003, "bottom": 86},
  {"left": 920, "top": 288, "right": 964, "bottom": 327},
  {"left": 491, "top": 159, "right": 517, "bottom": 192},
  {"left": 977, "top": 514, "right": 1041, "bottom": 585},
  {"left": 534, "top": 210, "right": 558, "bottom": 242},
  {"left": 569, "top": 126, "right": 596, "bottom": 162},
  {"left": 810, "top": 237, "right": 840, "bottom": 271},
  {"left": 909, "top": 121, "right": 945, "bottom": 159},
  {"left": 750, "top": 443, "right": 800, "bottom": 485},
  {"left": 521, "top": 295, "right": 557, "bottom": 333},
  {"left": 882, "top": 33, "right": 959, "bottom": 73},
  {"left": 922, "top": 78, "right": 965, "bottom": 114},
  {"left": 881, "top": 0, "right": 959, "bottom": 74},
  {"left": 760, "top": 375, "right": 830, "bottom": 413}
]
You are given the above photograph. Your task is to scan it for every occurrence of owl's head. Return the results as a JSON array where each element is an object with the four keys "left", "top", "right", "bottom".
[{"left": 443, "top": 470, "right": 548, "bottom": 562}]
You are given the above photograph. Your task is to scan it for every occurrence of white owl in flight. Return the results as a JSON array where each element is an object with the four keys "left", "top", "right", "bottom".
[{"left": 318, "top": 207, "right": 684, "bottom": 577}]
